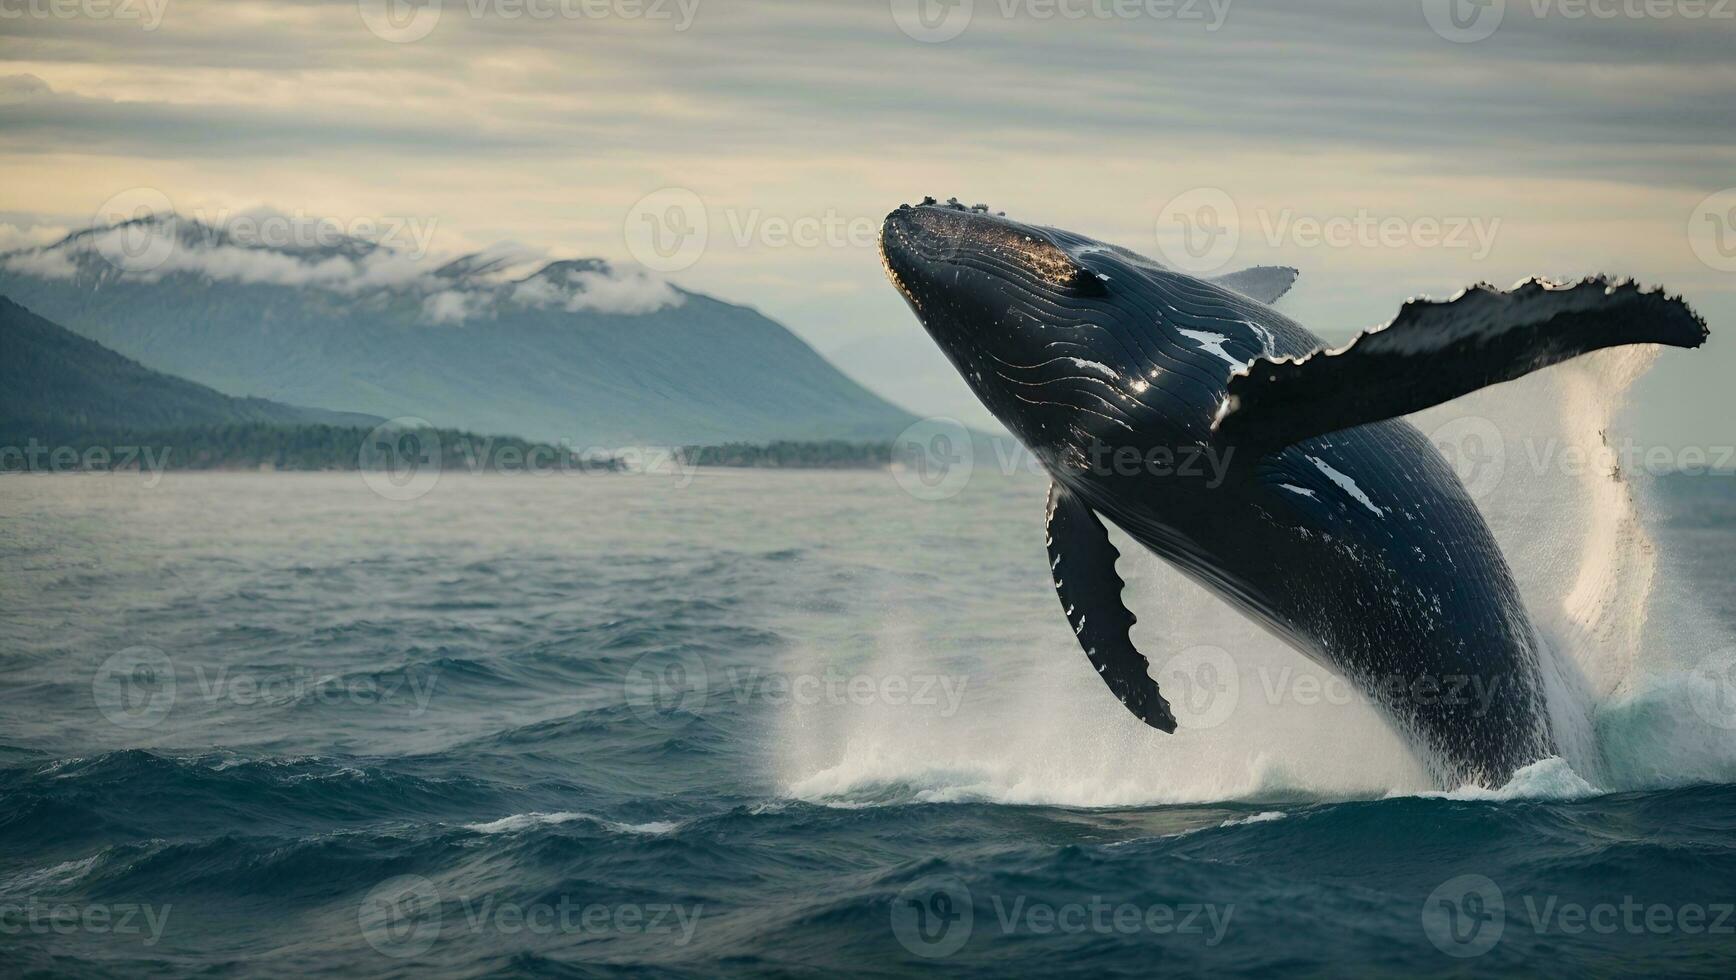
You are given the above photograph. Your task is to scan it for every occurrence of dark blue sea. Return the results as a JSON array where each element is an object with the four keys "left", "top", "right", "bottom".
[{"left": 3, "top": 451, "right": 1734, "bottom": 976}]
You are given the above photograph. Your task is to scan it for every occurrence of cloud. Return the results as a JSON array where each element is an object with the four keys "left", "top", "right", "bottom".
[
  {"left": 513, "top": 264, "right": 685, "bottom": 316},
  {"left": 0, "top": 218, "right": 71, "bottom": 253},
  {"left": 1, "top": 215, "right": 683, "bottom": 318},
  {"left": 422, "top": 289, "right": 486, "bottom": 324},
  {"left": 3, "top": 221, "right": 433, "bottom": 293},
  {"left": 0, "top": 244, "right": 78, "bottom": 279}
]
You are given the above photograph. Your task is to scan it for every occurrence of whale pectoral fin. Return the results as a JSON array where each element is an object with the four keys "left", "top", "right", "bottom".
[
  {"left": 1209, "top": 265, "right": 1299, "bottom": 305},
  {"left": 1045, "top": 482, "right": 1176, "bottom": 733},
  {"left": 1212, "top": 276, "right": 1708, "bottom": 453}
]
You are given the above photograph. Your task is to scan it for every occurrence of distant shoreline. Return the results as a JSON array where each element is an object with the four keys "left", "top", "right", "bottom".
[{"left": 0, "top": 427, "right": 901, "bottom": 474}]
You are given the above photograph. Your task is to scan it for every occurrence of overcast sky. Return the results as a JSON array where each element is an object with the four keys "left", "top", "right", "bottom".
[{"left": 2, "top": 0, "right": 1732, "bottom": 447}]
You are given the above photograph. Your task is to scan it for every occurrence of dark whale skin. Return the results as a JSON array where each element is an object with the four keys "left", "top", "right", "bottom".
[{"left": 882, "top": 200, "right": 1554, "bottom": 786}]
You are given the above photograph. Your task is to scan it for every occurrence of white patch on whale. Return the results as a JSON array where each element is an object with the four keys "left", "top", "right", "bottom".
[
  {"left": 1063, "top": 357, "right": 1117, "bottom": 379},
  {"left": 1176, "top": 328, "right": 1248, "bottom": 369},
  {"left": 1305, "top": 455, "right": 1384, "bottom": 516}
]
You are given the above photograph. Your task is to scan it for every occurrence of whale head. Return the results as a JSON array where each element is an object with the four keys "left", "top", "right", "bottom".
[{"left": 881, "top": 197, "right": 1172, "bottom": 463}]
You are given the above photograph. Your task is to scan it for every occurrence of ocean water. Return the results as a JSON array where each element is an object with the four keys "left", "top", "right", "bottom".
[{"left": 4, "top": 359, "right": 1736, "bottom": 977}]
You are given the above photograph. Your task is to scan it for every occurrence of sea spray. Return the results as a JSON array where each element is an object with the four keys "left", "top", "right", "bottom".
[{"left": 780, "top": 348, "right": 1736, "bottom": 805}]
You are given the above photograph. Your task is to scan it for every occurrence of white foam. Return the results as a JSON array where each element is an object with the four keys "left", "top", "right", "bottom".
[
  {"left": 775, "top": 347, "right": 1736, "bottom": 806},
  {"left": 1386, "top": 756, "right": 1602, "bottom": 802},
  {"left": 1220, "top": 810, "right": 1287, "bottom": 827},
  {"left": 463, "top": 812, "right": 679, "bottom": 835},
  {"left": 0, "top": 855, "right": 100, "bottom": 897}
]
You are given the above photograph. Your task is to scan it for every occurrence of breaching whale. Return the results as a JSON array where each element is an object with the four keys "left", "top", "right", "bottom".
[{"left": 881, "top": 197, "right": 1707, "bottom": 786}]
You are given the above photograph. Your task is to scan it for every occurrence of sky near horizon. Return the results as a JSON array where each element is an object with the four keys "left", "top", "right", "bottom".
[{"left": 2, "top": 0, "right": 1733, "bottom": 450}]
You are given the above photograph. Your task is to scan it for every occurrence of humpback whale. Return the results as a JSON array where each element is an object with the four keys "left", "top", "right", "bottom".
[{"left": 881, "top": 197, "right": 1707, "bottom": 786}]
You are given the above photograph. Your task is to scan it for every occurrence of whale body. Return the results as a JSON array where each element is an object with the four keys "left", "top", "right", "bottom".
[{"left": 881, "top": 197, "right": 1707, "bottom": 786}]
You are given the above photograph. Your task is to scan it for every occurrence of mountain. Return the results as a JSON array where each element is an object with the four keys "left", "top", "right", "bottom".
[
  {"left": 0, "top": 215, "right": 917, "bottom": 447},
  {"left": 0, "top": 296, "right": 630, "bottom": 474},
  {"left": 0, "top": 295, "right": 379, "bottom": 433}
]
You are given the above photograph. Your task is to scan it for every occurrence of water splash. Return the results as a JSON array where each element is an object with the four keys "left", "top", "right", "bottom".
[{"left": 778, "top": 350, "right": 1735, "bottom": 807}]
